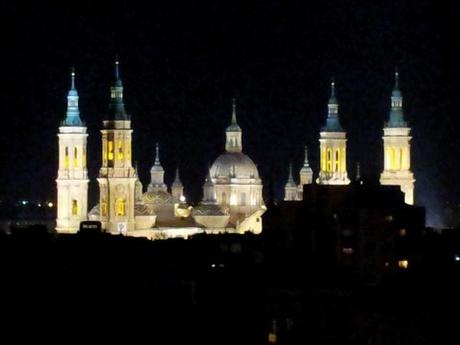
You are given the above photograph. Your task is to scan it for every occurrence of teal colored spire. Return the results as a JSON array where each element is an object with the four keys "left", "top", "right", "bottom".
[
  {"left": 322, "top": 79, "right": 344, "bottom": 132},
  {"left": 62, "top": 68, "right": 83, "bottom": 126},
  {"left": 227, "top": 97, "right": 242, "bottom": 132},
  {"left": 386, "top": 69, "right": 407, "bottom": 128},
  {"left": 107, "top": 58, "right": 129, "bottom": 121}
]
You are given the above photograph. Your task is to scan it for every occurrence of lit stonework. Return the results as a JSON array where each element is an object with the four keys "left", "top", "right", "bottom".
[
  {"left": 317, "top": 81, "right": 350, "bottom": 185},
  {"left": 96, "top": 60, "right": 137, "bottom": 233},
  {"left": 380, "top": 70, "right": 415, "bottom": 205},
  {"left": 207, "top": 99, "right": 265, "bottom": 233},
  {"left": 56, "top": 69, "right": 89, "bottom": 232}
]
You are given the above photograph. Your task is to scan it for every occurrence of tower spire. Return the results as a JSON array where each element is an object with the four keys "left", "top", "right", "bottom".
[
  {"left": 322, "top": 78, "right": 343, "bottom": 131},
  {"left": 286, "top": 162, "right": 296, "bottom": 186},
  {"left": 154, "top": 142, "right": 160, "bottom": 166},
  {"left": 386, "top": 68, "right": 407, "bottom": 128},
  {"left": 225, "top": 98, "right": 242, "bottom": 152},
  {"left": 107, "top": 57, "right": 129, "bottom": 121},
  {"left": 303, "top": 146, "right": 310, "bottom": 168},
  {"left": 62, "top": 67, "right": 83, "bottom": 126}
]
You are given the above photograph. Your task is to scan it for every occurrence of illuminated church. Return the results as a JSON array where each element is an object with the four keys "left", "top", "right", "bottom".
[
  {"left": 56, "top": 62, "right": 265, "bottom": 238},
  {"left": 56, "top": 61, "right": 414, "bottom": 238}
]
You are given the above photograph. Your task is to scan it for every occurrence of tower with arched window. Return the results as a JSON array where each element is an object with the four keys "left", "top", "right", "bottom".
[
  {"left": 56, "top": 69, "right": 89, "bottom": 232},
  {"left": 317, "top": 80, "right": 350, "bottom": 185},
  {"left": 380, "top": 70, "right": 415, "bottom": 204},
  {"left": 97, "top": 60, "right": 137, "bottom": 232}
]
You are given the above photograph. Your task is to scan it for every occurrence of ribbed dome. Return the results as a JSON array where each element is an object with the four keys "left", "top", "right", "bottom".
[{"left": 210, "top": 152, "right": 260, "bottom": 179}]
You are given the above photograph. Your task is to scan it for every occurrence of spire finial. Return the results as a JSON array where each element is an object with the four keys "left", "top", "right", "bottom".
[
  {"left": 394, "top": 68, "right": 399, "bottom": 90},
  {"left": 115, "top": 56, "right": 120, "bottom": 81},
  {"left": 303, "top": 146, "right": 310, "bottom": 167},
  {"left": 155, "top": 142, "right": 160, "bottom": 165},
  {"left": 70, "top": 67, "right": 76, "bottom": 90},
  {"left": 330, "top": 78, "right": 336, "bottom": 98},
  {"left": 356, "top": 162, "right": 361, "bottom": 181},
  {"left": 232, "top": 97, "right": 237, "bottom": 124}
]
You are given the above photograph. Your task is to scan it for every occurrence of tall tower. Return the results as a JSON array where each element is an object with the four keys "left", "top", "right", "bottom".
[
  {"left": 317, "top": 80, "right": 350, "bottom": 185},
  {"left": 147, "top": 143, "right": 167, "bottom": 192},
  {"left": 97, "top": 59, "right": 137, "bottom": 233},
  {"left": 56, "top": 69, "right": 89, "bottom": 232},
  {"left": 284, "top": 163, "right": 298, "bottom": 201},
  {"left": 380, "top": 70, "right": 415, "bottom": 205},
  {"left": 171, "top": 168, "right": 184, "bottom": 201},
  {"left": 297, "top": 146, "right": 313, "bottom": 200}
]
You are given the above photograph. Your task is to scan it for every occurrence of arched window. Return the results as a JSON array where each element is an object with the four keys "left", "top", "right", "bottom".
[
  {"left": 117, "top": 141, "right": 124, "bottom": 160},
  {"left": 241, "top": 192, "right": 246, "bottom": 205},
  {"left": 71, "top": 200, "right": 78, "bottom": 216},
  {"left": 82, "top": 148, "right": 86, "bottom": 168},
  {"left": 399, "top": 148, "right": 404, "bottom": 170},
  {"left": 64, "top": 147, "right": 69, "bottom": 169},
  {"left": 321, "top": 148, "right": 326, "bottom": 171},
  {"left": 327, "top": 149, "right": 332, "bottom": 172},
  {"left": 222, "top": 192, "right": 227, "bottom": 205},
  {"left": 108, "top": 141, "right": 114, "bottom": 162},
  {"left": 116, "top": 198, "right": 125, "bottom": 216},
  {"left": 74, "top": 147, "right": 78, "bottom": 168},
  {"left": 391, "top": 148, "right": 396, "bottom": 170},
  {"left": 335, "top": 149, "right": 340, "bottom": 172},
  {"left": 101, "top": 201, "right": 107, "bottom": 217}
]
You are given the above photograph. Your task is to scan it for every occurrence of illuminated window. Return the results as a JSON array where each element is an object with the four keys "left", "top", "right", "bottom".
[
  {"left": 74, "top": 147, "right": 78, "bottom": 167},
  {"left": 391, "top": 148, "right": 396, "bottom": 170},
  {"left": 342, "top": 148, "right": 346, "bottom": 172},
  {"left": 399, "top": 228, "right": 407, "bottom": 236},
  {"left": 335, "top": 149, "right": 340, "bottom": 172},
  {"left": 117, "top": 141, "right": 124, "bottom": 160},
  {"left": 101, "top": 201, "right": 107, "bottom": 217},
  {"left": 108, "top": 141, "right": 114, "bottom": 161},
  {"left": 82, "top": 148, "right": 86, "bottom": 168},
  {"left": 398, "top": 260, "right": 409, "bottom": 269},
  {"left": 71, "top": 199, "right": 78, "bottom": 216},
  {"left": 230, "top": 193, "right": 237, "bottom": 206},
  {"left": 64, "top": 147, "right": 69, "bottom": 168},
  {"left": 321, "top": 148, "right": 326, "bottom": 171},
  {"left": 400, "top": 148, "right": 404, "bottom": 170},
  {"left": 385, "top": 215, "right": 393, "bottom": 222},
  {"left": 327, "top": 149, "right": 332, "bottom": 172},
  {"left": 116, "top": 198, "right": 125, "bottom": 216}
]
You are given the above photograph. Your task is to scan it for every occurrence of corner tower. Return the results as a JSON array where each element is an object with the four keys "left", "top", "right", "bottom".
[
  {"left": 380, "top": 70, "right": 415, "bottom": 205},
  {"left": 317, "top": 80, "right": 350, "bottom": 185},
  {"left": 97, "top": 59, "right": 137, "bottom": 233},
  {"left": 56, "top": 69, "right": 89, "bottom": 232}
]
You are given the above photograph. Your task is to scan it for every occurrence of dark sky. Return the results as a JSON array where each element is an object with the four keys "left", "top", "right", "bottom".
[{"left": 0, "top": 1, "right": 457, "bottom": 226}]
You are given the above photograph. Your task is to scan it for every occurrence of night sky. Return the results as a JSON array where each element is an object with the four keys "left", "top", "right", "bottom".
[{"left": 1, "top": 1, "right": 457, "bottom": 226}]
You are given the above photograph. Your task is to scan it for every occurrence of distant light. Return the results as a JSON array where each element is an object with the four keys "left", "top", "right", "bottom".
[
  {"left": 455, "top": 255, "right": 460, "bottom": 262},
  {"left": 47, "top": 202, "right": 54, "bottom": 208},
  {"left": 211, "top": 264, "right": 216, "bottom": 268},
  {"left": 180, "top": 195, "right": 186, "bottom": 203},
  {"left": 342, "top": 247, "right": 353, "bottom": 255},
  {"left": 21, "top": 200, "right": 28, "bottom": 206},
  {"left": 398, "top": 260, "right": 409, "bottom": 269},
  {"left": 37, "top": 203, "right": 42, "bottom": 207}
]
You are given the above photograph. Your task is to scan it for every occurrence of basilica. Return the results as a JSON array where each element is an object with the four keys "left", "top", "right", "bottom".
[{"left": 55, "top": 61, "right": 414, "bottom": 239}]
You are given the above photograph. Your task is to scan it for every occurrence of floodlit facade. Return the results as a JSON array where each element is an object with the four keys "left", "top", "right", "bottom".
[
  {"left": 317, "top": 81, "right": 350, "bottom": 185},
  {"left": 380, "top": 71, "right": 415, "bottom": 205},
  {"left": 55, "top": 64, "right": 416, "bottom": 238},
  {"left": 56, "top": 70, "right": 89, "bottom": 232}
]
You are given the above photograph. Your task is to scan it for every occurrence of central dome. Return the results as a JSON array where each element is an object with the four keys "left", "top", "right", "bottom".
[{"left": 210, "top": 152, "right": 260, "bottom": 179}]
